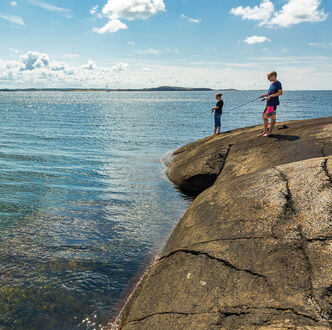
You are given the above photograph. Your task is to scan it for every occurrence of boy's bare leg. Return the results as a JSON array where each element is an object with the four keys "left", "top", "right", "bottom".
[
  {"left": 216, "top": 126, "right": 221, "bottom": 134},
  {"left": 213, "top": 127, "right": 217, "bottom": 135},
  {"left": 267, "top": 118, "right": 276, "bottom": 135},
  {"left": 259, "top": 119, "right": 269, "bottom": 136}
]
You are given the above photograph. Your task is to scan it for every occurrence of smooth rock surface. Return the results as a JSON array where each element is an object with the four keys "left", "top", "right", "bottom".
[{"left": 116, "top": 117, "right": 332, "bottom": 329}]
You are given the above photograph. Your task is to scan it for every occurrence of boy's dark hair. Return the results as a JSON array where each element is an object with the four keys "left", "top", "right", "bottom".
[
  {"left": 216, "top": 93, "right": 223, "bottom": 98},
  {"left": 268, "top": 71, "right": 277, "bottom": 77}
]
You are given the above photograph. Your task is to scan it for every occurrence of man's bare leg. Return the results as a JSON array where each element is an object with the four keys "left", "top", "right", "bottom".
[
  {"left": 267, "top": 118, "right": 276, "bottom": 135},
  {"left": 259, "top": 118, "right": 269, "bottom": 136}
]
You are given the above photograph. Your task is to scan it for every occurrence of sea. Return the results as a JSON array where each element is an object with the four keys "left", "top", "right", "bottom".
[{"left": 0, "top": 90, "right": 331, "bottom": 329}]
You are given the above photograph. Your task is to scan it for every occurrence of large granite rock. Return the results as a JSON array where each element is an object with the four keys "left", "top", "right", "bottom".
[
  {"left": 167, "top": 117, "right": 332, "bottom": 195},
  {"left": 116, "top": 117, "right": 332, "bottom": 329}
]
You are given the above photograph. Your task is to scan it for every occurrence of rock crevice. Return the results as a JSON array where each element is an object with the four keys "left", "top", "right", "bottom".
[{"left": 160, "top": 249, "right": 270, "bottom": 283}]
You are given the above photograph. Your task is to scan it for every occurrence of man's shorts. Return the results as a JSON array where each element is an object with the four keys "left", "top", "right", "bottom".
[
  {"left": 263, "top": 105, "right": 277, "bottom": 119},
  {"left": 214, "top": 113, "right": 221, "bottom": 127}
]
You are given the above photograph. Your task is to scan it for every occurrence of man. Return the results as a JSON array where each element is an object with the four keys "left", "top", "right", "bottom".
[
  {"left": 211, "top": 93, "right": 224, "bottom": 135},
  {"left": 260, "top": 71, "right": 283, "bottom": 136}
]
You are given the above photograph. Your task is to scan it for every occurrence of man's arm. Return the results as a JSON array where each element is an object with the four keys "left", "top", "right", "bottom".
[
  {"left": 266, "top": 89, "right": 283, "bottom": 101},
  {"left": 211, "top": 104, "right": 221, "bottom": 112}
]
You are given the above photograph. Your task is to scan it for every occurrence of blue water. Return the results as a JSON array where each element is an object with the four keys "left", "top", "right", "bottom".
[{"left": 0, "top": 91, "right": 331, "bottom": 329}]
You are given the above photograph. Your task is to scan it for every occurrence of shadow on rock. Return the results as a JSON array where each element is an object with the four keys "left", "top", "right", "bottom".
[{"left": 268, "top": 134, "right": 300, "bottom": 141}]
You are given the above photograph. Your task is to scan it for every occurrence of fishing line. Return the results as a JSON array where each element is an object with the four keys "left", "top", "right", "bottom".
[{"left": 192, "top": 96, "right": 265, "bottom": 119}]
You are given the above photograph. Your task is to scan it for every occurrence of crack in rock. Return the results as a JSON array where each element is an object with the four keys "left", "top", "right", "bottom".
[
  {"left": 218, "top": 306, "right": 319, "bottom": 322},
  {"left": 206, "top": 147, "right": 230, "bottom": 171},
  {"left": 275, "top": 168, "right": 296, "bottom": 219},
  {"left": 125, "top": 311, "right": 217, "bottom": 324},
  {"left": 216, "top": 144, "right": 232, "bottom": 177},
  {"left": 321, "top": 146, "right": 326, "bottom": 158},
  {"left": 219, "top": 311, "right": 250, "bottom": 317},
  {"left": 320, "top": 146, "right": 331, "bottom": 183},
  {"left": 186, "top": 236, "right": 269, "bottom": 248},
  {"left": 322, "top": 158, "right": 332, "bottom": 184},
  {"left": 296, "top": 225, "right": 326, "bottom": 322},
  {"left": 160, "top": 249, "right": 270, "bottom": 284},
  {"left": 307, "top": 237, "right": 332, "bottom": 242},
  {"left": 271, "top": 167, "right": 297, "bottom": 238},
  {"left": 257, "top": 306, "right": 319, "bottom": 323},
  {"left": 184, "top": 236, "right": 331, "bottom": 250},
  {"left": 124, "top": 305, "right": 320, "bottom": 326}
]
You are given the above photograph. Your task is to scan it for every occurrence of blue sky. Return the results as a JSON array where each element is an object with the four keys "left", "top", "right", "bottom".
[{"left": 0, "top": 0, "right": 331, "bottom": 89}]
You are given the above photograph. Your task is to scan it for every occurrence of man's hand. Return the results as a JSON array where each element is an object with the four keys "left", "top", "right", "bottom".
[
  {"left": 261, "top": 94, "right": 267, "bottom": 98},
  {"left": 266, "top": 96, "right": 272, "bottom": 101}
]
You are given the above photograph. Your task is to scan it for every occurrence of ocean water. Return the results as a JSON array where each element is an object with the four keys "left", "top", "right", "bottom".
[{"left": 0, "top": 91, "right": 331, "bottom": 329}]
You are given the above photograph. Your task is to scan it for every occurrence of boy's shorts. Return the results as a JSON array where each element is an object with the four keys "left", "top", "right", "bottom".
[
  {"left": 214, "top": 113, "right": 221, "bottom": 127},
  {"left": 263, "top": 105, "right": 277, "bottom": 119}
]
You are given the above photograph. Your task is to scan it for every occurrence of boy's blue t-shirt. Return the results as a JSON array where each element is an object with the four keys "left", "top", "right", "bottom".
[{"left": 267, "top": 80, "right": 282, "bottom": 106}]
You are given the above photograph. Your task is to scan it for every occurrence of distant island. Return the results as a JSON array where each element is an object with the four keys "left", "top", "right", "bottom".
[{"left": 0, "top": 86, "right": 238, "bottom": 92}]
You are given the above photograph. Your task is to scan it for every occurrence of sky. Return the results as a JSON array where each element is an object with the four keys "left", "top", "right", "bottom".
[{"left": 0, "top": 0, "right": 331, "bottom": 90}]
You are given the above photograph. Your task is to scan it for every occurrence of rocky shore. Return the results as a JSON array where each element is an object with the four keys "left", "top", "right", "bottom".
[{"left": 115, "top": 117, "right": 332, "bottom": 329}]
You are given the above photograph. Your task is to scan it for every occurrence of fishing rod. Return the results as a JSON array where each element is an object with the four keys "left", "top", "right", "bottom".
[
  {"left": 192, "top": 95, "right": 265, "bottom": 119},
  {"left": 229, "top": 95, "right": 265, "bottom": 111}
]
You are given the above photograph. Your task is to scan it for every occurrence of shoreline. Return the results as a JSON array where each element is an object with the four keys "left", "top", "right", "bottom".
[
  {"left": 108, "top": 153, "right": 192, "bottom": 328},
  {"left": 108, "top": 216, "right": 188, "bottom": 329},
  {"left": 112, "top": 116, "right": 332, "bottom": 329}
]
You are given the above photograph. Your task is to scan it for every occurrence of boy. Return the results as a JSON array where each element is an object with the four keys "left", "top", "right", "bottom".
[
  {"left": 260, "top": 71, "right": 283, "bottom": 136},
  {"left": 211, "top": 93, "right": 224, "bottom": 135}
]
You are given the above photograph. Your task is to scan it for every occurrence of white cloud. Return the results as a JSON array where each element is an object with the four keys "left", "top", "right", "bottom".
[
  {"left": 81, "top": 59, "right": 97, "bottom": 70},
  {"left": 0, "top": 51, "right": 134, "bottom": 88},
  {"left": 166, "top": 48, "right": 179, "bottom": 54},
  {"left": 231, "top": 0, "right": 327, "bottom": 28},
  {"left": 111, "top": 62, "right": 129, "bottom": 73},
  {"left": 10, "top": 1, "right": 18, "bottom": 7},
  {"left": 90, "top": 5, "right": 98, "bottom": 15},
  {"left": 308, "top": 42, "right": 332, "bottom": 48},
  {"left": 181, "top": 14, "right": 201, "bottom": 23},
  {"left": 29, "top": 0, "right": 70, "bottom": 13},
  {"left": 0, "top": 51, "right": 68, "bottom": 79},
  {"left": 93, "top": 0, "right": 165, "bottom": 33},
  {"left": 49, "top": 62, "right": 66, "bottom": 71},
  {"left": 135, "top": 48, "right": 161, "bottom": 55},
  {"left": 230, "top": 0, "right": 274, "bottom": 26},
  {"left": 20, "top": 51, "right": 51, "bottom": 70},
  {"left": 0, "top": 53, "right": 332, "bottom": 89},
  {"left": 93, "top": 19, "right": 127, "bottom": 33},
  {"left": 270, "top": 0, "right": 327, "bottom": 27},
  {"left": 244, "top": 35, "right": 271, "bottom": 44},
  {"left": 1, "top": 51, "right": 331, "bottom": 90},
  {"left": 9, "top": 48, "right": 19, "bottom": 53},
  {"left": 0, "top": 14, "right": 24, "bottom": 25},
  {"left": 101, "top": 0, "right": 165, "bottom": 20},
  {"left": 128, "top": 41, "right": 136, "bottom": 45}
]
